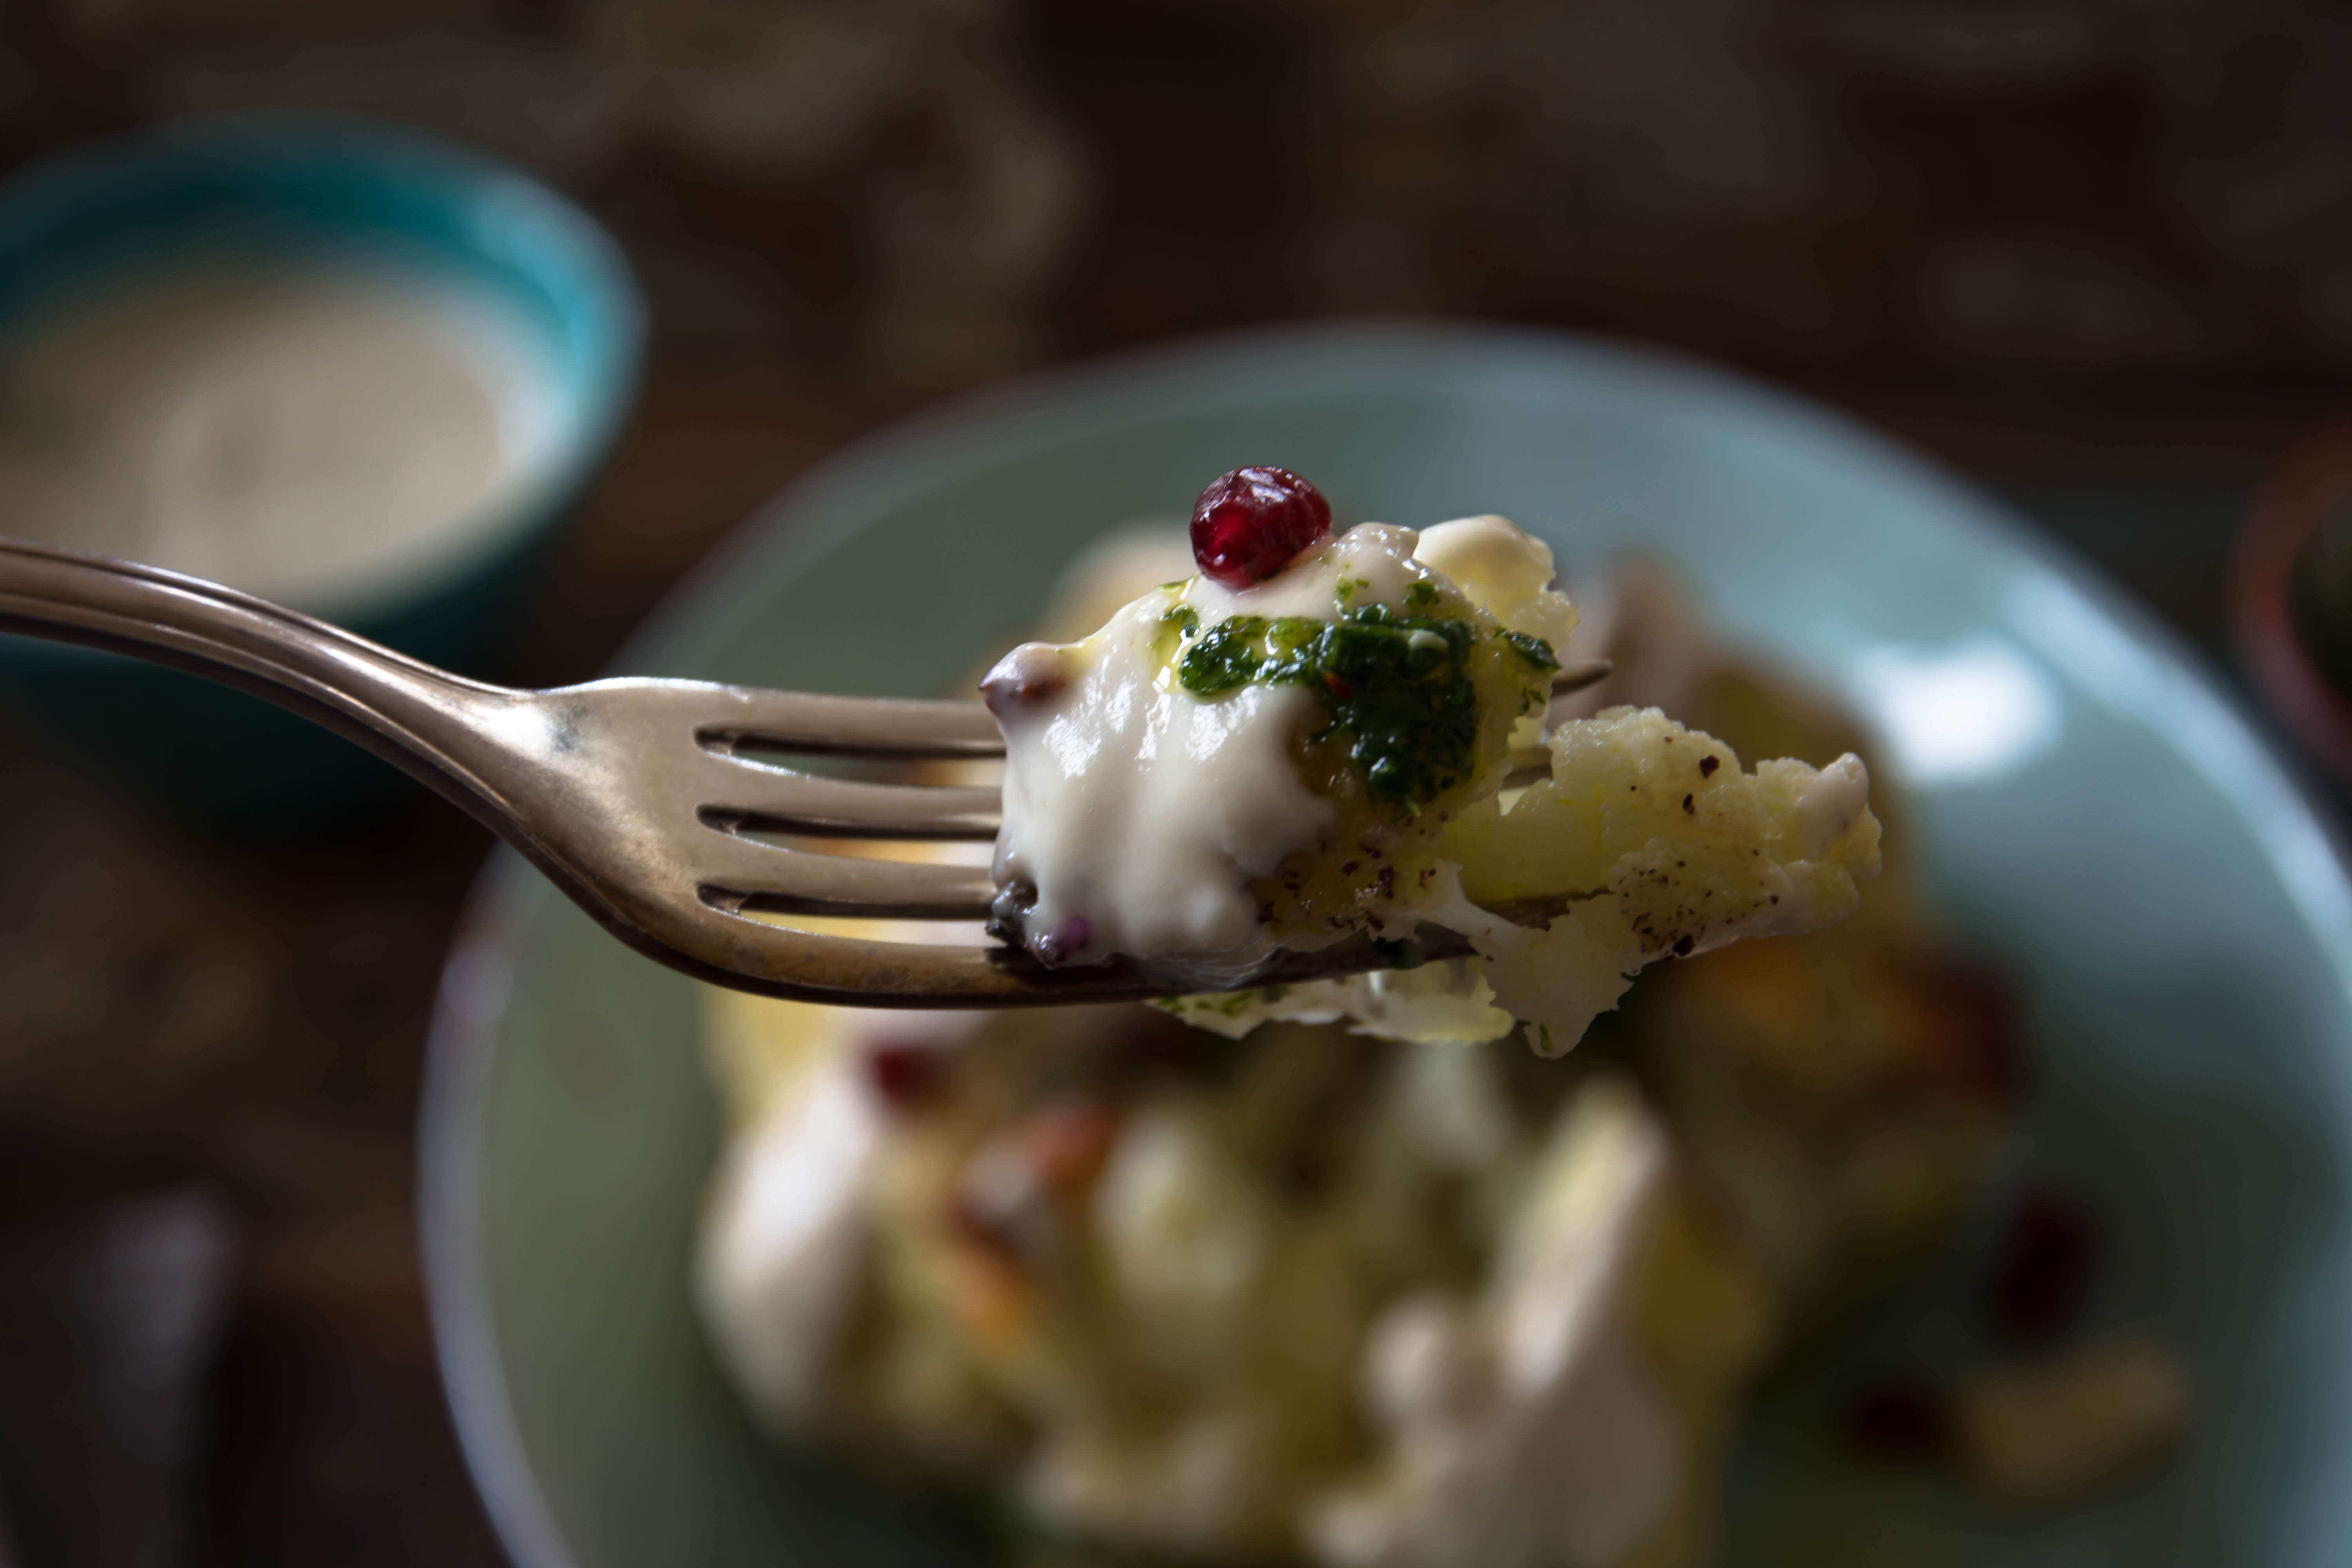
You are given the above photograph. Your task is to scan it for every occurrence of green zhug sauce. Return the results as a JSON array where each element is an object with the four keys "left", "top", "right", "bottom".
[{"left": 1166, "top": 601, "right": 1557, "bottom": 811}]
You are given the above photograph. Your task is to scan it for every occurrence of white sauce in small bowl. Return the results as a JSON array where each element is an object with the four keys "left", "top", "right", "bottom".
[{"left": 0, "top": 256, "right": 564, "bottom": 608}]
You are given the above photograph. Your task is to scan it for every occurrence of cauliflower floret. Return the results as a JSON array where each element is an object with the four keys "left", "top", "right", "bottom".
[
  {"left": 1413, "top": 514, "right": 1581, "bottom": 655},
  {"left": 1448, "top": 706, "right": 1881, "bottom": 938},
  {"left": 1305, "top": 1079, "right": 1771, "bottom": 1568},
  {"left": 1172, "top": 708, "right": 1882, "bottom": 1056},
  {"left": 1154, "top": 959, "right": 1516, "bottom": 1045},
  {"left": 1439, "top": 708, "right": 1882, "bottom": 1054},
  {"left": 1955, "top": 1341, "right": 2192, "bottom": 1505}
]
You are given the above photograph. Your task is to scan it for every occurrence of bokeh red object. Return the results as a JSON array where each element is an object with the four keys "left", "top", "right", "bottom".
[{"left": 2232, "top": 422, "right": 2352, "bottom": 782}]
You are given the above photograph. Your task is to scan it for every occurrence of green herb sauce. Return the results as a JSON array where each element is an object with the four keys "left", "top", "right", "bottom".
[
  {"left": 1174, "top": 601, "right": 1546, "bottom": 810},
  {"left": 1497, "top": 628, "right": 1560, "bottom": 672}
]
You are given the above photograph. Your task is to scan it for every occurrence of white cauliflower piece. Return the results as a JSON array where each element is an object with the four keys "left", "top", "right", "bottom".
[
  {"left": 1177, "top": 708, "right": 1882, "bottom": 1056},
  {"left": 1956, "top": 1341, "right": 2192, "bottom": 1505},
  {"left": 1305, "top": 1080, "right": 1682, "bottom": 1568}
]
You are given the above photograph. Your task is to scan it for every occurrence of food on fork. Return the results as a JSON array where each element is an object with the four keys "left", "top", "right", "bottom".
[{"left": 983, "top": 468, "right": 1883, "bottom": 1053}]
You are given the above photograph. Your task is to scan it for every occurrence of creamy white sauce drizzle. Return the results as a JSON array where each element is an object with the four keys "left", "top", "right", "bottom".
[
  {"left": 1185, "top": 521, "right": 1432, "bottom": 622},
  {"left": 988, "top": 524, "right": 1463, "bottom": 978},
  {"left": 989, "top": 589, "right": 1333, "bottom": 980},
  {"left": 1310, "top": 1083, "right": 1679, "bottom": 1568},
  {"left": 0, "top": 256, "right": 563, "bottom": 607},
  {"left": 694, "top": 1047, "right": 880, "bottom": 1428},
  {"left": 1794, "top": 752, "right": 1872, "bottom": 857}
]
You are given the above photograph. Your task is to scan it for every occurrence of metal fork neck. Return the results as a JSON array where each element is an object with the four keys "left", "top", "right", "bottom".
[{"left": 0, "top": 537, "right": 523, "bottom": 820}]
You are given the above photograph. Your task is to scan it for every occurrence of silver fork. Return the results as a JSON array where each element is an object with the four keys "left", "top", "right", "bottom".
[{"left": 0, "top": 538, "right": 1607, "bottom": 1008}]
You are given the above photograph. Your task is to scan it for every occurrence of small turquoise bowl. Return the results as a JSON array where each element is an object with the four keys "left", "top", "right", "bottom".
[{"left": 0, "top": 115, "right": 642, "bottom": 829}]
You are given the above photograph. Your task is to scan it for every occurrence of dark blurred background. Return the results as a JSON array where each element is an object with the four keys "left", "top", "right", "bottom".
[{"left": 0, "top": 1, "right": 2348, "bottom": 1563}]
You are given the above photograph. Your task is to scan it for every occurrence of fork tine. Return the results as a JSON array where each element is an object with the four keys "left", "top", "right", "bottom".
[
  {"left": 1551, "top": 659, "right": 1612, "bottom": 695},
  {"left": 693, "top": 832, "right": 997, "bottom": 918},
  {"left": 695, "top": 687, "right": 1003, "bottom": 759},
  {"left": 700, "top": 753, "right": 1000, "bottom": 839},
  {"left": 670, "top": 919, "right": 1154, "bottom": 1005},
  {"left": 678, "top": 897, "right": 1562, "bottom": 1006}
]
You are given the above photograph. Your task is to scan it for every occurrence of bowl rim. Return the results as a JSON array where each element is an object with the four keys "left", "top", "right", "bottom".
[
  {"left": 419, "top": 318, "right": 2352, "bottom": 1568},
  {"left": 0, "top": 110, "right": 644, "bottom": 641},
  {"left": 422, "top": 858, "right": 580, "bottom": 1568}
]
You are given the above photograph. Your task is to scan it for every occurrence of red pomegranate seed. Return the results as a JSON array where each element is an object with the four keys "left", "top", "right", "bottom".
[
  {"left": 1191, "top": 466, "right": 1333, "bottom": 588},
  {"left": 948, "top": 1096, "right": 1121, "bottom": 1259},
  {"left": 1844, "top": 1377, "right": 1953, "bottom": 1459},
  {"left": 1112, "top": 1005, "right": 1219, "bottom": 1076},
  {"left": 1986, "top": 1189, "right": 2096, "bottom": 1342},
  {"left": 862, "top": 1038, "right": 947, "bottom": 1111}
]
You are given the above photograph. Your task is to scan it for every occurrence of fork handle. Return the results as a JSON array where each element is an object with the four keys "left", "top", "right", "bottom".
[{"left": 0, "top": 536, "right": 523, "bottom": 816}]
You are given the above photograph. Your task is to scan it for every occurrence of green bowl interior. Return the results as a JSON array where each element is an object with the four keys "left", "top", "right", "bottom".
[{"left": 425, "top": 324, "right": 2352, "bottom": 1568}]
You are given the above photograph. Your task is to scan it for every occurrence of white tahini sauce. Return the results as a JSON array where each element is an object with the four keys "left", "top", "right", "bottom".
[
  {"left": 1309, "top": 1082, "right": 1680, "bottom": 1568},
  {"left": 986, "top": 524, "right": 1459, "bottom": 980},
  {"left": 986, "top": 593, "right": 1335, "bottom": 982},
  {"left": 1793, "top": 752, "right": 1872, "bottom": 857},
  {"left": 695, "top": 1041, "right": 882, "bottom": 1430},
  {"left": 0, "top": 257, "right": 563, "bottom": 606}
]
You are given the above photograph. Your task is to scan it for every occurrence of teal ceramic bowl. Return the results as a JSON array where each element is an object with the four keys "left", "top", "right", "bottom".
[
  {"left": 0, "top": 116, "right": 642, "bottom": 829},
  {"left": 423, "top": 323, "right": 2352, "bottom": 1566}
]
